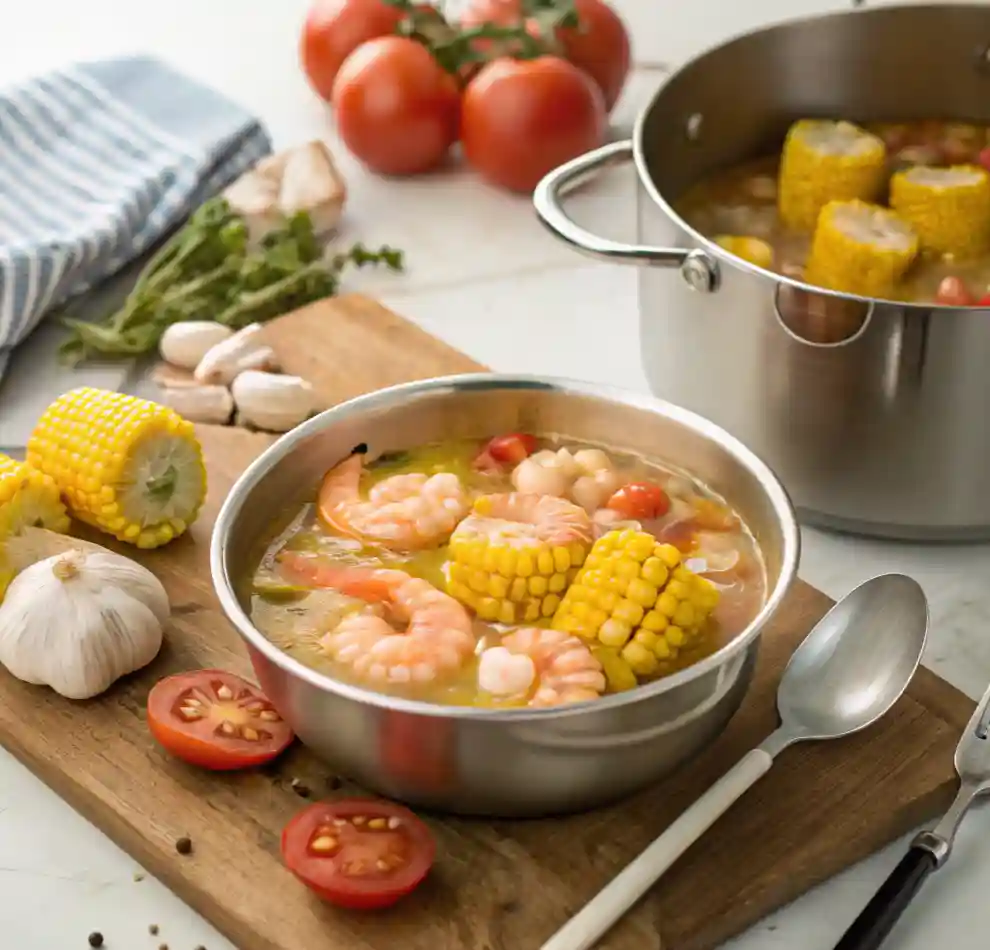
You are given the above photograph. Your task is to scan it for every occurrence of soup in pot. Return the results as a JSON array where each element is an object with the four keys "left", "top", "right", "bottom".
[
  {"left": 246, "top": 435, "right": 767, "bottom": 709},
  {"left": 675, "top": 118, "right": 990, "bottom": 306}
]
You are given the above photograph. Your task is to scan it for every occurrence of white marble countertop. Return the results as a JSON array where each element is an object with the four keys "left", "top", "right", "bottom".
[{"left": 4, "top": 2, "right": 990, "bottom": 949}]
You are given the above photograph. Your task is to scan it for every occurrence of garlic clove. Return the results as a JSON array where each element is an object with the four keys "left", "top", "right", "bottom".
[
  {"left": 159, "top": 321, "right": 234, "bottom": 370},
  {"left": 0, "top": 547, "right": 168, "bottom": 700},
  {"left": 158, "top": 384, "right": 234, "bottom": 425},
  {"left": 150, "top": 363, "right": 199, "bottom": 389},
  {"left": 232, "top": 370, "right": 316, "bottom": 433},
  {"left": 194, "top": 324, "right": 280, "bottom": 385},
  {"left": 278, "top": 141, "right": 347, "bottom": 236}
]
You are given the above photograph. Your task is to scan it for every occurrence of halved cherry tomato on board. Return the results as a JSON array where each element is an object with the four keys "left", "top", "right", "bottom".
[
  {"left": 300, "top": 0, "right": 406, "bottom": 101},
  {"left": 935, "top": 276, "right": 974, "bottom": 307},
  {"left": 282, "top": 798, "right": 435, "bottom": 909},
  {"left": 606, "top": 481, "right": 671, "bottom": 520},
  {"left": 332, "top": 36, "right": 461, "bottom": 176},
  {"left": 147, "top": 670, "right": 294, "bottom": 771}
]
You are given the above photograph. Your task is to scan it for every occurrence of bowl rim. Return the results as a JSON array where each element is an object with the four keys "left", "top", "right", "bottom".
[{"left": 210, "top": 373, "right": 801, "bottom": 721}]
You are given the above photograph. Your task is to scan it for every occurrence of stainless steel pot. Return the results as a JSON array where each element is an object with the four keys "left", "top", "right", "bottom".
[
  {"left": 212, "top": 375, "right": 799, "bottom": 817},
  {"left": 535, "top": 3, "right": 990, "bottom": 541}
]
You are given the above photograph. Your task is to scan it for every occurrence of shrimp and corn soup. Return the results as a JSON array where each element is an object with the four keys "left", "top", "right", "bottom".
[
  {"left": 676, "top": 118, "right": 990, "bottom": 306},
  {"left": 248, "top": 434, "right": 766, "bottom": 709}
]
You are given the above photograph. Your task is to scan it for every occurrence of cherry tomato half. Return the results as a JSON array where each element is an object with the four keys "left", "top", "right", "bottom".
[
  {"left": 979, "top": 146, "right": 990, "bottom": 174},
  {"left": 935, "top": 276, "right": 974, "bottom": 307},
  {"left": 301, "top": 0, "right": 406, "bottom": 102},
  {"left": 282, "top": 798, "right": 435, "bottom": 909},
  {"left": 332, "top": 36, "right": 461, "bottom": 176},
  {"left": 978, "top": 293, "right": 990, "bottom": 307},
  {"left": 461, "top": 55, "right": 606, "bottom": 194},
  {"left": 147, "top": 670, "right": 294, "bottom": 771},
  {"left": 607, "top": 481, "right": 671, "bottom": 520},
  {"left": 485, "top": 433, "right": 537, "bottom": 464}
]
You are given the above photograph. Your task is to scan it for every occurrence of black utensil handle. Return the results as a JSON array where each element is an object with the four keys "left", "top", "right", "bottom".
[{"left": 833, "top": 846, "right": 938, "bottom": 950}]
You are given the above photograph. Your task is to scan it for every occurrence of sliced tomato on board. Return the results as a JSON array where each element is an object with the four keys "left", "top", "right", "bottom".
[
  {"left": 282, "top": 798, "right": 435, "bottom": 909},
  {"left": 147, "top": 669, "right": 294, "bottom": 771}
]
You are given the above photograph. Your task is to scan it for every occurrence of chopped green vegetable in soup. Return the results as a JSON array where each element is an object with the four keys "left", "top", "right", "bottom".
[{"left": 248, "top": 435, "right": 767, "bottom": 708}]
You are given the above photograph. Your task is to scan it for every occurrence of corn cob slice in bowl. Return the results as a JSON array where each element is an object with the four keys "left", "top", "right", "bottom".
[
  {"left": 27, "top": 388, "right": 207, "bottom": 549},
  {"left": 446, "top": 493, "right": 593, "bottom": 625},
  {"left": 804, "top": 199, "right": 919, "bottom": 297},
  {"left": 551, "top": 529, "right": 720, "bottom": 680},
  {"left": 714, "top": 235, "right": 775, "bottom": 270},
  {"left": 890, "top": 164, "right": 990, "bottom": 259},
  {"left": 778, "top": 120, "right": 887, "bottom": 232}
]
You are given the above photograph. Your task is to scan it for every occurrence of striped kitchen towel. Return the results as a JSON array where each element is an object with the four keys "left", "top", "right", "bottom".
[{"left": 0, "top": 55, "right": 273, "bottom": 381}]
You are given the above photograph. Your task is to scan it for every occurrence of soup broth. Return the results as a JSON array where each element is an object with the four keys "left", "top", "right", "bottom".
[{"left": 247, "top": 435, "right": 767, "bottom": 709}]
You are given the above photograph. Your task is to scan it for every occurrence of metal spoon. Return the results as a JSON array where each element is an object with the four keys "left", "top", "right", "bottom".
[
  {"left": 541, "top": 574, "right": 929, "bottom": 950},
  {"left": 832, "top": 676, "right": 990, "bottom": 950}
]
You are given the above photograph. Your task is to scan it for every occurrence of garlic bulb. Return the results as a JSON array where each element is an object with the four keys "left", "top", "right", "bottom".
[
  {"left": 0, "top": 547, "right": 169, "bottom": 699},
  {"left": 232, "top": 370, "right": 316, "bottom": 432},
  {"left": 159, "top": 322, "right": 233, "bottom": 370}
]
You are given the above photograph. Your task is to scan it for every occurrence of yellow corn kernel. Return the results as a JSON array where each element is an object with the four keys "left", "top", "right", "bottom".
[
  {"left": 0, "top": 453, "right": 71, "bottom": 546},
  {"left": 778, "top": 119, "right": 887, "bottom": 231},
  {"left": 552, "top": 529, "right": 720, "bottom": 679},
  {"left": 593, "top": 646, "right": 638, "bottom": 692},
  {"left": 27, "top": 389, "right": 206, "bottom": 548},
  {"left": 715, "top": 235, "right": 774, "bottom": 270}
]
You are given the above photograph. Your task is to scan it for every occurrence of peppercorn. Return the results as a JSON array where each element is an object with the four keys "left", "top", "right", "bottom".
[
  {"left": 175, "top": 836, "right": 193, "bottom": 855},
  {"left": 88, "top": 933, "right": 104, "bottom": 948}
]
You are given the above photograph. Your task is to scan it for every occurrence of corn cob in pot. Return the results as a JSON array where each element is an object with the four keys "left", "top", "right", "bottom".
[
  {"left": 805, "top": 199, "right": 919, "bottom": 297},
  {"left": 890, "top": 164, "right": 990, "bottom": 259},
  {"left": 446, "top": 493, "right": 592, "bottom": 625},
  {"left": 778, "top": 120, "right": 887, "bottom": 232},
  {"left": 551, "top": 529, "right": 719, "bottom": 680},
  {"left": 714, "top": 235, "right": 775, "bottom": 269},
  {"left": 27, "top": 388, "right": 207, "bottom": 549}
]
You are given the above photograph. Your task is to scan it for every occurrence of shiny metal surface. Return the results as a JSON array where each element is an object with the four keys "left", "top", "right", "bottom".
[
  {"left": 534, "top": 4, "right": 990, "bottom": 540},
  {"left": 540, "top": 574, "right": 928, "bottom": 950},
  {"left": 211, "top": 374, "right": 800, "bottom": 817}
]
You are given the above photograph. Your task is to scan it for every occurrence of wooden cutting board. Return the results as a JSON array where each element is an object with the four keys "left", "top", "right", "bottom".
[{"left": 0, "top": 294, "right": 973, "bottom": 950}]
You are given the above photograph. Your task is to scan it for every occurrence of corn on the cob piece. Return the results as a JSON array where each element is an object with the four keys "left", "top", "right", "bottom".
[
  {"left": 778, "top": 120, "right": 887, "bottom": 232},
  {"left": 804, "top": 199, "right": 919, "bottom": 297},
  {"left": 889, "top": 164, "right": 990, "bottom": 259},
  {"left": 27, "top": 388, "right": 207, "bottom": 549},
  {"left": 446, "top": 494, "right": 592, "bottom": 625},
  {"left": 714, "top": 235, "right": 774, "bottom": 270},
  {"left": 551, "top": 529, "right": 719, "bottom": 679}
]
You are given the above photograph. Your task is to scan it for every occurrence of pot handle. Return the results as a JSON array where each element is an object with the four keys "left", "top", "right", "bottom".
[{"left": 534, "top": 141, "right": 718, "bottom": 288}]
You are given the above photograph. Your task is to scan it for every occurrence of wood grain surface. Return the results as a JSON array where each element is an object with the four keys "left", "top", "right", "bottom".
[{"left": 0, "top": 294, "right": 974, "bottom": 950}]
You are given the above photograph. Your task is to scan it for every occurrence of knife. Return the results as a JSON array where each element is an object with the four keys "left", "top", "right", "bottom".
[{"left": 832, "top": 679, "right": 990, "bottom": 950}]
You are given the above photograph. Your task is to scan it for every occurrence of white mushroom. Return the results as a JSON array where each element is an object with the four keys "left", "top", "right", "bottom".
[
  {"left": 159, "top": 322, "right": 233, "bottom": 370},
  {"left": 232, "top": 371, "right": 316, "bottom": 433},
  {"left": 194, "top": 324, "right": 279, "bottom": 386},
  {"left": 158, "top": 385, "right": 234, "bottom": 425}
]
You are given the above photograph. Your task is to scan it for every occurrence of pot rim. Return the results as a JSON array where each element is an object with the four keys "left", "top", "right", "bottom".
[
  {"left": 211, "top": 373, "right": 801, "bottom": 721},
  {"left": 631, "top": 2, "right": 990, "bottom": 312}
]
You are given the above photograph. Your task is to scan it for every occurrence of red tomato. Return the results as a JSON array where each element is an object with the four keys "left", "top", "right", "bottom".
[
  {"left": 461, "top": 55, "right": 606, "bottom": 194},
  {"left": 484, "top": 433, "right": 537, "bottom": 464},
  {"left": 332, "top": 36, "right": 460, "bottom": 176},
  {"left": 147, "top": 670, "right": 294, "bottom": 771},
  {"left": 300, "top": 0, "right": 406, "bottom": 102},
  {"left": 978, "top": 293, "right": 990, "bottom": 307},
  {"left": 607, "top": 482, "right": 671, "bottom": 519},
  {"left": 281, "top": 799, "right": 435, "bottom": 909},
  {"left": 935, "top": 276, "right": 974, "bottom": 307},
  {"left": 460, "top": 0, "right": 630, "bottom": 110},
  {"left": 980, "top": 146, "right": 990, "bottom": 173}
]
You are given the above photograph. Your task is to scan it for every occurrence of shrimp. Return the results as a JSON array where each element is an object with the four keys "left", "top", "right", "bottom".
[
  {"left": 318, "top": 454, "right": 469, "bottom": 551},
  {"left": 478, "top": 627, "right": 607, "bottom": 707},
  {"left": 278, "top": 555, "right": 476, "bottom": 686},
  {"left": 454, "top": 492, "right": 594, "bottom": 548}
]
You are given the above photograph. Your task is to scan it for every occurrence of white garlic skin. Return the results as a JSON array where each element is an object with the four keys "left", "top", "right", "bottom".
[
  {"left": 159, "top": 322, "right": 233, "bottom": 370},
  {"left": 159, "top": 384, "right": 234, "bottom": 425},
  {"left": 232, "top": 370, "right": 316, "bottom": 433},
  {"left": 0, "top": 549, "right": 169, "bottom": 700},
  {"left": 194, "top": 324, "right": 279, "bottom": 385}
]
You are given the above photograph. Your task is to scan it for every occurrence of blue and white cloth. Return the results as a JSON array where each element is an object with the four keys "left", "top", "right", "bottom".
[{"left": 0, "top": 56, "right": 273, "bottom": 381}]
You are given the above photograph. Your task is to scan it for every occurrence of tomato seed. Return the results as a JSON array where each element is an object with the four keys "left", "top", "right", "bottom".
[
  {"left": 184, "top": 697, "right": 202, "bottom": 707},
  {"left": 175, "top": 836, "right": 193, "bottom": 856},
  {"left": 88, "top": 932, "right": 104, "bottom": 947},
  {"left": 310, "top": 835, "right": 337, "bottom": 853},
  {"left": 376, "top": 859, "right": 390, "bottom": 870},
  {"left": 259, "top": 710, "right": 280, "bottom": 722},
  {"left": 216, "top": 684, "right": 233, "bottom": 701},
  {"left": 367, "top": 817, "right": 387, "bottom": 830},
  {"left": 218, "top": 722, "right": 235, "bottom": 736},
  {"left": 242, "top": 727, "right": 260, "bottom": 741},
  {"left": 351, "top": 816, "right": 367, "bottom": 825},
  {"left": 179, "top": 706, "right": 202, "bottom": 720},
  {"left": 332, "top": 818, "right": 347, "bottom": 827},
  {"left": 387, "top": 816, "right": 402, "bottom": 829}
]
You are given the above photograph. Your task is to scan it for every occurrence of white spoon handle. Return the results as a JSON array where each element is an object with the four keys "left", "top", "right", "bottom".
[{"left": 541, "top": 748, "right": 775, "bottom": 950}]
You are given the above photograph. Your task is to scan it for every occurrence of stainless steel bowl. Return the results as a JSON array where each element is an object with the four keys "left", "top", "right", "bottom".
[{"left": 211, "top": 374, "right": 800, "bottom": 817}]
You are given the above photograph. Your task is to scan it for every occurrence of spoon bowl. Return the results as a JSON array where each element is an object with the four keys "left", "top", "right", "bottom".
[{"left": 776, "top": 574, "right": 929, "bottom": 744}]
